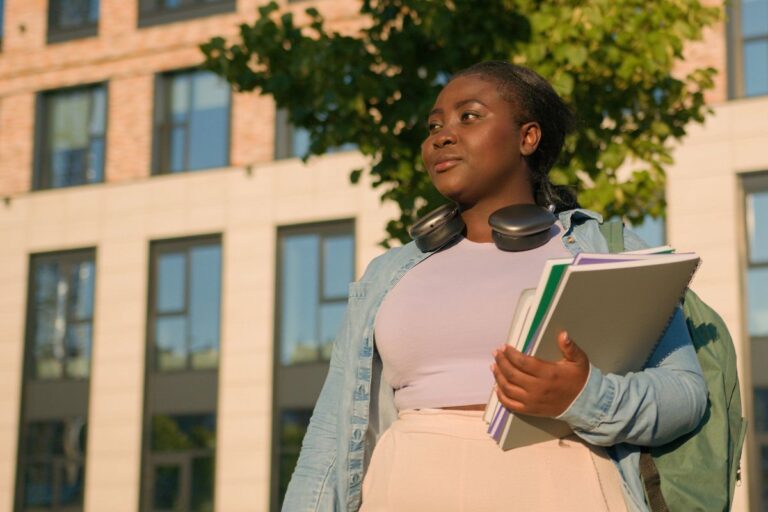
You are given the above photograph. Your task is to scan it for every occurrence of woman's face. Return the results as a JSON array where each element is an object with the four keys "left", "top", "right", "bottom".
[{"left": 421, "top": 75, "right": 540, "bottom": 207}]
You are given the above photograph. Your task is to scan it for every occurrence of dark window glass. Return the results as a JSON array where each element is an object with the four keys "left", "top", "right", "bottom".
[
  {"left": 279, "top": 228, "right": 354, "bottom": 365},
  {"left": 37, "top": 85, "right": 106, "bottom": 190},
  {"left": 29, "top": 255, "right": 95, "bottom": 380},
  {"left": 747, "top": 189, "right": 768, "bottom": 337},
  {"left": 274, "top": 108, "right": 356, "bottom": 160},
  {"left": 48, "top": 0, "right": 99, "bottom": 42},
  {"left": 138, "top": 0, "right": 235, "bottom": 28},
  {"left": 744, "top": 174, "right": 768, "bottom": 512},
  {"left": 763, "top": 445, "right": 768, "bottom": 512},
  {"left": 146, "top": 415, "right": 216, "bottom": 512},
  {"left": 151, "top": 414, "right": 216, "bottom": 452},
  {"left": 756, "top": 389, "right": 768, "bottom": 433},
  {"left": 277, "top": 410, "right": 312, "bottom": 508},
  {"left": 744, "top": 40, "right": 768, "bottom": 97},
  {"left": 744, "top": 0, "right": 768, "bottom": 38},
  {"left": 17, "top": 250, "right": 93, "bottom": 510},
  {"left": 152, "top": 465, "right": 181, "bottom": 510},
  {"left": 740, "top": 0, "right": 768, "bottom": 97},
  {"left": 151, "top": 243, "right": 221, "bottom": 371},
  {"left": 154, "top": 70, "right": 230, "bottom": 174},
  {"left": 20, "top": 418, "right": 87, "bottom": 510},
  {"left": 142, "top": 237, "right": 219, "bottom": 512},
  {"left": 1, "top": 0, "right": 5, "bottom": 48}
]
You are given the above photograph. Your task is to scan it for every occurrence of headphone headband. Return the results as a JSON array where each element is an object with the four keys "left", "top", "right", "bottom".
[{"left": 410, "top": 203, "right": 556, "bottom": 253}]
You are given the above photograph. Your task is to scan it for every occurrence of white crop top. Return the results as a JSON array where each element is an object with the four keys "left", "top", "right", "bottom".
[{"left": 374, "top": 225, "right": 571, "bottom": 410}]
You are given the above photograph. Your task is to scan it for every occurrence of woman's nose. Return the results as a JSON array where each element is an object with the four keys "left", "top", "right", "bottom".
[{"left": 433, "top": 130, "right": 457, "bottom": 148}]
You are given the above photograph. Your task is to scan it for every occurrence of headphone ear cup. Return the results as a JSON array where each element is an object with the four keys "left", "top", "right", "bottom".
[
  {"left": 409, "top": 204, "right": 465, "bottom": 252},
  {"left": 489, "top": 204, "right": 556, "bottom": 252}
]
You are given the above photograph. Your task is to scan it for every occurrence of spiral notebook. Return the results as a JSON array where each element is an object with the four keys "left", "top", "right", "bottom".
[{"left": 485, "top": 249, "right": 700, "bottom": 450}]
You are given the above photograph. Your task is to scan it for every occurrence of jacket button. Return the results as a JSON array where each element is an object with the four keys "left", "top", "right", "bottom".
[{"left": 567, "top": 236, "right": 575, "bottom": 244}]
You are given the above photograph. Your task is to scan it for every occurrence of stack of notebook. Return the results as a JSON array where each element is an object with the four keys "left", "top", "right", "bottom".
[{"left": 483, "top": 247, "right": 701, "bottom": 450}]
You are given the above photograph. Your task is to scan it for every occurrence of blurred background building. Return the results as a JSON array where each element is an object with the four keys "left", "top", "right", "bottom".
[{"left": 0, "top": 0, "right": 765, "bottom": 511}]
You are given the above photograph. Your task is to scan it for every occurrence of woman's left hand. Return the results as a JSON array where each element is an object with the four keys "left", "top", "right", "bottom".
[{"left": 491, "top": 331, "right": 590, "bottom": 417}]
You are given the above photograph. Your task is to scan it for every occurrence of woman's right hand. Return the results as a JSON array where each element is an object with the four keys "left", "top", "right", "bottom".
[{"left": 491, "top": 330, "right": 590, "bottom": 418}]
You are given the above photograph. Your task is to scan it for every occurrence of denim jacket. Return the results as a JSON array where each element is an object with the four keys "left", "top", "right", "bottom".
[{"left": 282, "top": 209, "right": 707, "bottom": 512}]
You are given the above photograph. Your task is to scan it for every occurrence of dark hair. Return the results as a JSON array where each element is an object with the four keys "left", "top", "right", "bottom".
[{"left": 452, "top": 61, "right": 579, "bottom": 212}]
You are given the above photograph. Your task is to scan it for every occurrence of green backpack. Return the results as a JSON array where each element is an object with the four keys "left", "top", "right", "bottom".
[{"left": 599, "top": 221, "right": 747, "bottom": 511}]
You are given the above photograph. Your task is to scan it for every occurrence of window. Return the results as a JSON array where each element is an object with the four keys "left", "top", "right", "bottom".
[
  {"left": 35, "top": 84, "right": 106, "bottom": 190},
  {"left": 272, "top": 221, "right": 354, "bottom": 509},
  {"left": 276, "top": 410, "right": 312, "bottom": 502},
  {"left": 16, "top": 250, "right": 95, "bottom": 511},
  {"left": 730, "top": 0, "right": 768, "bottom": 97},
  {"left": 743, "top": 172, "right": 768, "bottom": 511},
  {"left": 274, "top": 109, "right": 311, "bottom": 160},
  {"left": 274, "top": 108, "right": 356, "bottom": 160},
  {"left": 138, "top": 0, "right": 235, "bottom": 27},
  {"left": 277, "top": 223, "right": 354, "bottom": 365},
  {"left": 1, "top": 0, "right": 5, "bottom": 49},
  {"left": 153, "top": 70, "right": 230, "bottom": 174},
  {"left": 141, "top": 236, "right": 221, "bottom": 512},
  {"left": 630, "top": 214, "right": 666, "bottom": 248},
  {"left": 47, "top": 0, "right": 99, "bottom": 43}
]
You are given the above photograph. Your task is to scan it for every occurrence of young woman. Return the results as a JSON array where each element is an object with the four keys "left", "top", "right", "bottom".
[{"left": 282, "top": 61, "right": 707, "bottom": 512}]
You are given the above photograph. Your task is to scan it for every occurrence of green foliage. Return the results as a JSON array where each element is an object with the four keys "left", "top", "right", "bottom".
[{"left": 201, "top": 0, "right": 720, "bottom": 245}]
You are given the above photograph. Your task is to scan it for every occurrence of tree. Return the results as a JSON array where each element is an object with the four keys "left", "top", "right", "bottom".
[{"left": 201, "top": 0, "right": 720, "bottom": 245}]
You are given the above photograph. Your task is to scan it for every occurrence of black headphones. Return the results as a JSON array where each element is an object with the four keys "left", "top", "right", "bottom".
[{"left": 409, "top": 203, "right": 556, "bottom": 253}]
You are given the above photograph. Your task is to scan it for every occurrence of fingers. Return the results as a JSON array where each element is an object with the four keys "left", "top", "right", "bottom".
[
  {"left": 490, "top": 362, "right": 528, "bottom": 412},
  {"left": 557, "top": 331, "right": 588, "bottom": 364},
  {"left": 496, "top": 345, "right": 550, "bottom": 378}
]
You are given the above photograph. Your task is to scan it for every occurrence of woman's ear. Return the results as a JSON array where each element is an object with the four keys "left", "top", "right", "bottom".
[{"left": 520, "top": 122, "right": 541, "bottom": 156}]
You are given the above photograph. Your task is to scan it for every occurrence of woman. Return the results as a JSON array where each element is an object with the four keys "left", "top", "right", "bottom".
[{"left": 282, "top": 61, "right": 707, "bottom": 512}]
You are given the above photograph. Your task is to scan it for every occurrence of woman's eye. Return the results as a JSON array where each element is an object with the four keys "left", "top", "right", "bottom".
[
  {"left": 427, "top": 122, "right": 441, "bottom": 133},
  {"left": 461, "top": 112, "right": 480, "bottom": 122}
]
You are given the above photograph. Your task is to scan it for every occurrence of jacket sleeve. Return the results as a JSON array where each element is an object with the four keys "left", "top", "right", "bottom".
[
  {"left": 556, "top": 307, "right": 708, "bottom": 447},
  {"left": 281, "top": 249, "right": 397, "bottom": 512}
]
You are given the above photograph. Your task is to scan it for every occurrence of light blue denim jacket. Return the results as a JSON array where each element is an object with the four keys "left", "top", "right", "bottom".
[{"left": 282, "top": 209, "right": 707, "bottom": 512}]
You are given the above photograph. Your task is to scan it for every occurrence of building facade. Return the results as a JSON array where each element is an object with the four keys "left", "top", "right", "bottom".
[{"left": 0, "top": 1, "right": 766, "bottom": 511}]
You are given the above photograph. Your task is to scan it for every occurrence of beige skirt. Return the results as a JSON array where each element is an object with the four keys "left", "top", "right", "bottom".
[{"left": 360, "top": 409, "right": 627, "bottom": 512}]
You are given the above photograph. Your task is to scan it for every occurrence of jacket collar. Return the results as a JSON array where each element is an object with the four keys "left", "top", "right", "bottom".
[{"left": 558, "top": 208, "right": 603, "bottom": 233}]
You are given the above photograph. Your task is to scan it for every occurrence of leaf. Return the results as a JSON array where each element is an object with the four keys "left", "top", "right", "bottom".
[{"left": 200, "top": 0, "right": 721, "bottom": 245}]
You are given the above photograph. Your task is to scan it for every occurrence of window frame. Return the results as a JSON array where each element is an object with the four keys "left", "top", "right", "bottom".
[
  {"left": 270, "top": 219, "right": 355, "bottom": 510},
  {"left": 33, "top": 83, "right": 108, "bottom": 191},
  {"left": 137, "top": 0, "right": 236, "bottom": 28},
  {"left": 741, "top": 170, "right": 768, "bottom": 512},
  {"left": 15, "top": 248, "right": 96, "bottom": 512},
  {"left": 46, "top": 0, "right": 99, "bottom": 44},
  {"left": 727, "top": 0, "right": 768, "bottom": 98},
  {"left": 152, "top": 69, "right": 232, "bottom": 175},
  {"left": 140, "top": 235, "right": 222, "bottom": 512}
]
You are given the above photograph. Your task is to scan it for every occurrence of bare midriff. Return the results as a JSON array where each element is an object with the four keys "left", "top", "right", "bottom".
[{"left": 441, "top": 404, "right": 486, "bottom": 411}]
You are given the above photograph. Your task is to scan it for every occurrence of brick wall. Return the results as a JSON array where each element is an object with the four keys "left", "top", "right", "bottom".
[{"left": 0, "top": 0, "right": 361, "bottom": 197}]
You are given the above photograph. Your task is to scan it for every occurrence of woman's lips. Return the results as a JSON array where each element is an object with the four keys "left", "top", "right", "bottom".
[{"left": 433, "top": 159, "right": 461, "bottom": 172}]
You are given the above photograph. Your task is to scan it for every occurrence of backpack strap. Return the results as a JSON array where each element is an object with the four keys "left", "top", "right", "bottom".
[
  {"left": 598, "top": 220, "right": 672, "bottom": 511},
  {"left": 640, "top": 450, "right": 670, "bottom": 512},
  {"left": 597, "top": 220, "right": 625, "bottom": 254}
]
